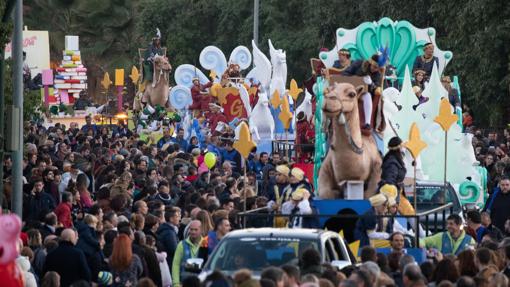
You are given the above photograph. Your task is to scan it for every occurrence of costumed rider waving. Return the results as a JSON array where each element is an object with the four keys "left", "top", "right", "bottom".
[
  {"left": 143, "top": 28, "right": 164, "bottom": 86},
  {"left": 342, "top": 54, "right": 384, "bottom": 135},
  {"left": 378, "top": 137, "right": 425, "bottom": 238}
]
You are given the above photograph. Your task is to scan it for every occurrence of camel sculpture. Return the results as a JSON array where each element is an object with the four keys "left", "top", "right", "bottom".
[
  {"left": 318, "top": 82, "right": 382, "bottom": 199},
  {"left": 141, "top": 55, "right": 172, "bottom": 108}
]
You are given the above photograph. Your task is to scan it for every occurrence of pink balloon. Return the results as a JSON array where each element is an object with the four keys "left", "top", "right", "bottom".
[{"left": 198, "top": 163, "right": 209, "bottom": 175}]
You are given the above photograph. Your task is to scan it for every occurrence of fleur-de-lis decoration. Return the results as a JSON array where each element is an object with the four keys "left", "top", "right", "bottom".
[
  {"left": 404, "top": 122, "right": 427, "bottom": 159},
  {"left": 101, "top": 72, "right": 112, "bottom": 90},
  {"left": 278, "top": 94, "right": 293, "bottom": 130},
  {"left": 129, "top": 66, "right": 140, "bottom": 84},
  {"left": 434, "top": 98, "right": 457, "bottom": 132},
  {"left": 233, "top": 122, "right": 256, "bottom": 158},
  {"left": 270, "top": 90, "right": 281, "bottom": 109},
  {"left": 288, "top": 79, "right": 303, "bottom": 101}
]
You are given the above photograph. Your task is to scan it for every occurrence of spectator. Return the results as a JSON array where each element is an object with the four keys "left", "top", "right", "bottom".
[
  {"left": 43, "top": 228, "right": 91, "bottom": 286},
  {"left": 422, "top": 214, "right": 475, "bottom": 255},
  {"left": 157, "top": 207, "right": 181, "bottom": 266},
  {"left": 171, "top": 220, "right": 205, "bottom": 287},
  {"left": 484, "top": 177, "right": 510, "bottom": 232},
  {"left": 109, "top": 234, "right": 143, "bottom": 286}
]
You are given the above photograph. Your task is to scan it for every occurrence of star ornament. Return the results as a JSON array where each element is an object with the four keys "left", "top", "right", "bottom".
[
  {"left": 404, "top": 122, "right": 427, "bottom": 159},
  {"left": 270, "top": 90, "right": 281, "bottom": 109},
  {"left": 101, "top": 72, "right": 113, "bottom": 90},
  {"left": 129, "top": 66, "right": 140, "bottom": 84},
  {"left": 288, "top": 79, "right": 303, "bottom": 101},
  {"left": 434, "top": 98, "right": 458, "bottom": 132},
  {"left": 278, "top": 94, "right": 293, "bottom": 130},
  {"left": 233, "top": 122, "right": 256, "bottom": 158}
]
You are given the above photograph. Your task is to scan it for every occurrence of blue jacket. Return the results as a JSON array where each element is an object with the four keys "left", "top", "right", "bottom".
[
  {"left": 157, "top": 222, "right": 179, "bottom": 266},
  {"left": 355, "top": 208, "right": 393, "bottom": 247}
]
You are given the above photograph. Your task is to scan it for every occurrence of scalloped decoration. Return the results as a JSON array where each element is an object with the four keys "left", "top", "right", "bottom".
[
  {"left": 319, "top": 17, "right": 453, "bottom": 79},
  {"left": 199, "top": 46, "right": 227, "bottom": 80},
  {"left": 229, "top": 46, "right": 252, "bottom": 70},
  {"left": 174, "top": 64, "right": 209, "bottom": 87},
  {"left": 169, "top": 85, "right": 192, "bottom": 110}
]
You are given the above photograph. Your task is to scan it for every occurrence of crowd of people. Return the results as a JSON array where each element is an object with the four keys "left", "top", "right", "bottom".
[{"left": 4, "top": 39, "right": 510, "bottom": 286}]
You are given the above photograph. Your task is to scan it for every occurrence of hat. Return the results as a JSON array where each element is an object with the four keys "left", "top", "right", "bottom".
[
  {"left": 291, "top": 188, "right": 308, "bottom": 201},
  {"left": 368, "top": 54, "right": 382, "bottom": 68},
  {"left": 98, "top": 271, "right": 113, "bottom": 285},
  {"left": 369, "top": 193, "right": 388, "bottom": 207},
  {"left": 191, "top": 148, "right": 201, "bottom": 156},
  {"left": 290, "top": 167, "right": 304, "bottom": 181},
  {"left": 379, "top": 184, "right": 398, "bottom": 201},
  {"left": 388, "top": 137, "right": 403, "bottom": 151},
  {"left": 276, "top": 165, "right": 290, "bottom": 177},
  {"left": 387, "top": 197, "right": 397, "bottom": 207},
  {"left": 192, "top": 77, "right": 199, "bottom": 82}
]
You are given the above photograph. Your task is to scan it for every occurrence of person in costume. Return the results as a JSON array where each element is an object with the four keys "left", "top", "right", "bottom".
[
  {"left": 296, "top": 111, "right": 314, "bottom": 163},
  {"left": 206, "top": 103, "right": 227, "bottom": 134},
  {"left": 412, "top": 42, "right": 439, "bottom": 80},
  {"left": 143, "top": 29, "right": 165, "bottom": 84},
  {"left": 189, "top": 77, "right": 213, "bottom": 112},
  {"left": 378, "top": 137, "right": 415, "bottom": 216},
  {"left": 441, "top": 76, "right": 460, "bottom": 108},
  {"left": 355, "top": 193, "right": 392, "bottom": 247},
  {"left": 342, "top": 54, "right": 383, "bottom": 135},
  {"left": 412, "top": 69, "right": 426, "bottom": 91},
  {"left": 411, "top": 86, "right": 429, "bottom": 111},
  {"left": 220, "top": 63, "right": 242, "bottom": 87},
  {"left": 332, "top": 49, "right": 351, "bottom": 71}
]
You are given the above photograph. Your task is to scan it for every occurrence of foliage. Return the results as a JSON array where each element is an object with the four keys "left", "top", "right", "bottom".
[
  {"left": 21, "top": 0, "right": 510, "bottom": 126},
  {"left": 3, "top": 59, "right": 43, "bottom": 121}
]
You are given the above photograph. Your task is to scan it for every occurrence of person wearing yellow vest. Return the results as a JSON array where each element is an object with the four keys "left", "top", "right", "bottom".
[
  {"left": 171, "top": 220, "right": 205, "bottom": 287},
  {"left": 421, "top": 214, "right": 475, "bottom": 256}
]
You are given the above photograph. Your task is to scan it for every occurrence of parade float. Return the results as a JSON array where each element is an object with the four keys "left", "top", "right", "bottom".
[
  {"left": 313, "top": 17, "right": 486, "bottom": 209},
  {"left": 41, "top": 35, "right": 97, "bottom": 127}
]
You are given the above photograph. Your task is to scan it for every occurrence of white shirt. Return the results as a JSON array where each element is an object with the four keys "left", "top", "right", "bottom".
[{"left": 281, "top": 200, "right": 312, "bottom": 228}]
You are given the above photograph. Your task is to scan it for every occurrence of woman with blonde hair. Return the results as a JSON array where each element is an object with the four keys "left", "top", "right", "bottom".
[{"left": 109, "top": 234, "right": 143, "bottom": 286}]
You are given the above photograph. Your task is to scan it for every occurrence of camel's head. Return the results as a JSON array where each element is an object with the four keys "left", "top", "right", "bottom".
[
  {"left": 154, "top": 55, "right": 172, "bottom": 72},
  {"left": 322, "top": 82, "right": 362, "bottom": 117}
]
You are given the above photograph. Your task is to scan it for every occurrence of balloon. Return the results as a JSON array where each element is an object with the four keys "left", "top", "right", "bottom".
[
  {"left": 0, "top": 214, "right": 21, "bottom": 264},
  {"left": 204, "top": 152, "right": 217, "bottom": 169}
]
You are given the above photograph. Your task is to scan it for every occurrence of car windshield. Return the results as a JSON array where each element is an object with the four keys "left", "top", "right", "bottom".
[
  {"left": 405, "top": 185, "right": 460, "bottom": 212},
  {"left": 205, "top": 236, "right": 319, "bottom": 272}
]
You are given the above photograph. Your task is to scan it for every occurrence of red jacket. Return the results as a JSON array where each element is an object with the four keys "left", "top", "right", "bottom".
[
  {"left": 55, "top": 202, "right": 73, "bottom": 228},
  {"left": 190, "top": 82, "right": 213, "bottom": 110}
]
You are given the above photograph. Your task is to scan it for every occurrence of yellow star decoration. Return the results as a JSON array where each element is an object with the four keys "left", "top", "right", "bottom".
[
  {"left": 233, "top": 122, "right": 256, "bottom": 158},
  {"left": 288, "top": 79, "right": 303, "bottom": 101},
  {"left": 129, "top": 66, "right": 140, "bottom": 84},
  {"left": 209, "top": 70, "right": 217, "bottom": 80},
  {"left": 404, "top": 122, "right": 427, "bottom": 159},
  {"left": 434, "top": 98, "right": 458, "bottom": 132},
  {"left": 101, "top": 72, "right": 113, "bottom": 90},
  {"left": 217, "top": 87, "right": 239, "bottom": 106},
  {"left": 278, "top": 94, "right": 293, "bottom": 130},
  {"left": 270, "top": 90, "right": 281, "bottom": 109}
]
